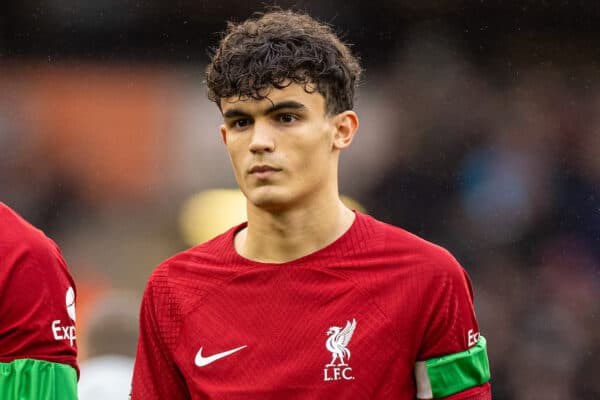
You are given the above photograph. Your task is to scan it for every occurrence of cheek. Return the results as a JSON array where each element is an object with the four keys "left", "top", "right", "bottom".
[
  {"left": 225, "top": 145, "right": 245, "bottom": 175},
  {"left": 294, "top": 138, "right": 331, "bottom": 175}
]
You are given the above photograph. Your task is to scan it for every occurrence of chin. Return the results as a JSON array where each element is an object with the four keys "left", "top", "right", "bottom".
[
  {"left": 250, "top": 197, "right": 288, "bottom": 213},
  {"left": 246, "top": 188, "right": 292, "bottom": 212}
]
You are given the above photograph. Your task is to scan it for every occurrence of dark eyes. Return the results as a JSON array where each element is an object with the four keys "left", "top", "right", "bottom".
[
  {"left": 278, "top": 113, "right": 297, "bottom": 123},
  {"left": 276, "top": 113, "right": 299, "bottom": 124},
  {"left": 233, "top": 119, "right": 250, "bottom": 128},
  {"left": 229, "top": 113, "right": 298, "bottom": 129}
]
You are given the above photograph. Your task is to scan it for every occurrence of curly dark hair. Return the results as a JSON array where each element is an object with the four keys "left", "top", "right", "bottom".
[{"left": 206, "top": 10, "right": 362, "bottom": 115}]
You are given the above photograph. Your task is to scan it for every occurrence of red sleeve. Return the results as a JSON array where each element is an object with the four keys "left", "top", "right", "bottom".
[
  {"left": 418, "top": 254, "right": 480, "bottom": 360},
  {"left": 439, "top": 383, "right": 491, "bottom": 400},
  {"left": 418, "top": 253, "right": 491, "bottom": 399},
  {"left": 0, "top": 218, "right": 78, "bottom": 374},
  {"left": 131, "top": 275, "right": 190, "bottom": 399}
]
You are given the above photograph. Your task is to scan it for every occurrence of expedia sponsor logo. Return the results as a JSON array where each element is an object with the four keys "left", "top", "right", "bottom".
[
  {"left": 468, "top": 329, "right": 480, "bottom": 347},
  {"left": 51, "top": 287, "right": 76, "bottom": 346}
]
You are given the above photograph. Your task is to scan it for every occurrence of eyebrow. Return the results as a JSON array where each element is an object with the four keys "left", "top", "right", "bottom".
[{"left": 222, "top": 101, "right": 306, "bottom": 119}]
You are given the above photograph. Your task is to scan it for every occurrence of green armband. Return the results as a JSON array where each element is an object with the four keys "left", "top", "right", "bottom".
[
  {"left": 0, "top": 358, "right": 78, "bottom": 400},
  {"left": 425, "top": 336, "right": 490, "bottom": 398}
]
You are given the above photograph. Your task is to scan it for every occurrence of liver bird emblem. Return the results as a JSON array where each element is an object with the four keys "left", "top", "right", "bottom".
[{"left": 325, "top": 318, "right": 356, "bottom": 367}]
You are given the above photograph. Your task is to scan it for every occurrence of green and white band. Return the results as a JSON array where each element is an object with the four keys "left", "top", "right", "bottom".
[{"left": 415, "top": 336, "right": 490, "bottom": 399}]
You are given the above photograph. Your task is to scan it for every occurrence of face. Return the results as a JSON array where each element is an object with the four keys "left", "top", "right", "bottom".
[{"left": 219, "top": 83, "right": 357, "bottom": 212}]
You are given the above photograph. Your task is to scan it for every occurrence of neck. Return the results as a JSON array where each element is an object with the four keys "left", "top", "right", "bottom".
[{"left": 235, "top": 196, "right": 355, "bottom": 264}]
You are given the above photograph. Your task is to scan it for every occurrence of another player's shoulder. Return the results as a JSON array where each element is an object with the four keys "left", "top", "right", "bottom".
[
  {"left": 1, "top": 202, "right": 47, "bottom": 246},
  {"left": 0, "top": 203, "right": 64, "bottom": 269}
]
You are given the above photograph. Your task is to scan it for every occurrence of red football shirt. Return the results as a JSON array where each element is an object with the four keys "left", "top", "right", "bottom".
[
  {"left": 0, "top": 203, "right": 78, "bottom": 373},
  {"left": 132, "top": 212, "right": 490, "bottom": 399}
]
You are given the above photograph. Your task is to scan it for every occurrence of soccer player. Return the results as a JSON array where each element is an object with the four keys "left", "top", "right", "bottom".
[
  {"left": 0, "top": 202, "right": 78, "bottom": 399},
  {"left": 132, "top": 10, "right": 491, "bottom": 399}
]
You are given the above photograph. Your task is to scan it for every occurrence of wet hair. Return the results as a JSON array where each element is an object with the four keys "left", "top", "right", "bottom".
[{"left": 206, "top": 10, "right": 362, "bottom": 115}]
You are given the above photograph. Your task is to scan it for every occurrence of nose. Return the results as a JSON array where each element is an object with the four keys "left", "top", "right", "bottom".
[{"left": 249, "top": 120, "right": 275, "bottom": 153}]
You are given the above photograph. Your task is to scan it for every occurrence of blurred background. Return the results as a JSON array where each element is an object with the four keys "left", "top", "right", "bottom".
[{"left": 1, "top": 1, "right": 599, "bottom": 398}]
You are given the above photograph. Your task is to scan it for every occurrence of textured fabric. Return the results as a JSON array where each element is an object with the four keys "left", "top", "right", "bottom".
[
  {"left": 0, "top": 358, "right": 78, "bottom": 400},
  {"left": 132, "top": 212, "right": 491, "bottom": 399},
  {"left": 425, "top": 336, "right": 490, "bottom": 398},
  {"left": 439, "top": 383, "right": 492, "bottom": 400},
  {"left": 0, "top": 203, "right": 78, "bottom": 375}
]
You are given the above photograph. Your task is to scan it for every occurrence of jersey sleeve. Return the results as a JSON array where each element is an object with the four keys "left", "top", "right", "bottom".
[
  {"left": 0, "top": 206, "right": 78, "bottom": 399},
  {"left": 131, "top": 274, "right": 190, "bottom": 399},
  {"left": 414, "top": 253, "right": 491, "bottom": 399}
]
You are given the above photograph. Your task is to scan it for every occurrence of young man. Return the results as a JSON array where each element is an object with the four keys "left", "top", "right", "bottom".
[
  {"left": 0, "top": 202, "right": 78, "bottom": 399},
  {"left": 132, "top": 10, "right": 491, "bottom": 399}
]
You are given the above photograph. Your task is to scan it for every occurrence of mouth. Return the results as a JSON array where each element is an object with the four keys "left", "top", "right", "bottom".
[
  {"left": 248, "top": 164, "right": 282, "bottom": 179},
  {"left": 249, "top": 164, "right": 281, "bottom": 173}
]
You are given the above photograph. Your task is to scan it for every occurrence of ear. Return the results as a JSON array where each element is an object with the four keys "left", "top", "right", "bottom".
[
  {"left": 332, "top": 111, "right": 359, "bottom": 150},
  {"left": 220, "top": 124, "right": 227, "bottom": 145}
]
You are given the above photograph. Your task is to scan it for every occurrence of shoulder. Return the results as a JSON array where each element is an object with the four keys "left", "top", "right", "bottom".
[
  {"left": 143, "top": 223, "right": 243, "bottom": 308},
  {"left": 356, "top": 212, "right": 468, "bottom": 287},
  {"left": 360, "top": 212, "right": 462, "bottom": 268},
  {"left": 0, "top": 203, "right": 70, "bottom": 280},
  {"left": 150, "top": 224, "right": 240, "bottom": 283},
  {"left": 1, "top": 203, "right": 53, "bottom": 252},
  {"left": 138, "top": 225, "right": 243, "bottom": 349}
]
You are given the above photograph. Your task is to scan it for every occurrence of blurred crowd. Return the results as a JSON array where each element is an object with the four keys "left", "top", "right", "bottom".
[{"left": 1, "top": 13, "right": 599, "bottom": 400}]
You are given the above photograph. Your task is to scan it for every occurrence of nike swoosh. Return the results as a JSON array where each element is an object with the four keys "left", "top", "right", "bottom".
[{"left": 194, "top": 345, "right": 247, "bottom": 367}]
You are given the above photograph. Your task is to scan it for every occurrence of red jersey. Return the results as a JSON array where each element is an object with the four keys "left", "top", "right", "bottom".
[
  {"left": 132, "top": 212, "right": 490, "bottom": 399},
  {"left": 0, "top": 203, "right": 78, "bottom": 372}
]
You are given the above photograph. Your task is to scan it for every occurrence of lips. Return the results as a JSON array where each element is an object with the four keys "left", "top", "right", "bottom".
[
  {"left": 249, "top": 165, "right": 281, "bottom": 174},
  {"left": 248, "top": 164, "right": 282, "bottom": 179}
]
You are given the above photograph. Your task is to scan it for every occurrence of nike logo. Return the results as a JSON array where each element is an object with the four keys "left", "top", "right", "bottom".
[{"left": 194, "top": 345, "right": 247, "bottom": 367}]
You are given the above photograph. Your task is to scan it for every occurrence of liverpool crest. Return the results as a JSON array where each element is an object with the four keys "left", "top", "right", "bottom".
[{"left": 323, "top": 318, "right": 356, "bottom": 381}]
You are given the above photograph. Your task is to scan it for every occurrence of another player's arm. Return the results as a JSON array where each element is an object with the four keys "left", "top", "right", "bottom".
[
  {"left": 0, "top": 358, "right": 78, "bottom": 400},
  {"left": 0, "top": 237, "right": 78, "bottom": 400},
  {"left": 414, "top": 254, "right": 491, "bottom": 400}
]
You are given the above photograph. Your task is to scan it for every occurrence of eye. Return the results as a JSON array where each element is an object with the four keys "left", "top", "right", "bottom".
[
  {"left": 232, "top": 118, "right": 250, "bottom": 129},
  {"left": 277, "top": 113, "right": 297, "bottom": 124}
]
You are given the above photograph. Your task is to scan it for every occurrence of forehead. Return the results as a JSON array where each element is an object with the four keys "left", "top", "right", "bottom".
[{"left": 219, "top": 83, "right": 326, "bottom": 115}]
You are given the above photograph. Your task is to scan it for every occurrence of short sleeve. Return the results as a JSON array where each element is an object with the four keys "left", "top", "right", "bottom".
[
  {"left": 415, "top": 254, "right": 491, "bottom": 399},
  {"left": 0, "top": 204, "right": 79, "bottom": 399},
  {"left": 418, "top": 257, "right": 480, "bottom": 360},
  {"left": 0, "top": 231, "right": 78, "bottom": 372},
  {"left": 131, "top": 276, "right": 189, "bottom": 399}
]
